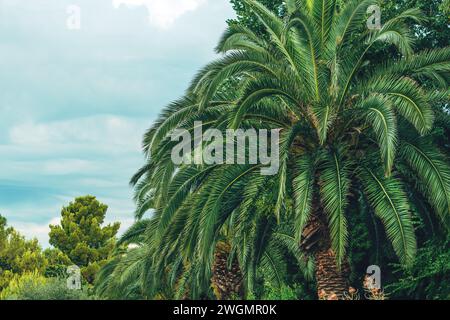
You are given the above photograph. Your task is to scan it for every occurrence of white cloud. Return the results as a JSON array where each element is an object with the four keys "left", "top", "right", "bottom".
[
  {"left": 42, "top": 159, "right": 97, "bottom": 175},
  {"left": 2, "top": 115, "right": 149, "bottom": 180},
  {"left": 112, "top": 0, "right": 207, "bottom": 29},
  {"left": 9, "top": 115, "right": 148, "bottom": 152},
  {"left": 13, "top": 217, "right": 60, "bottom": 247}
]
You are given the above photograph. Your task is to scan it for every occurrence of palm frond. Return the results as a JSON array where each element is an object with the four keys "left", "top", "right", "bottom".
[{"left": 359, "top": 167, "right": 417, "bottom": 266}]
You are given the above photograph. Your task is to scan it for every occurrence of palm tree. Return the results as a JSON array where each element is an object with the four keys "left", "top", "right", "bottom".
[
  {"left": 94, "top": 219, "right": 152, "bottom": 299},
  {"left": 131, "top": 0, "right": 450, "bottom": 298}
]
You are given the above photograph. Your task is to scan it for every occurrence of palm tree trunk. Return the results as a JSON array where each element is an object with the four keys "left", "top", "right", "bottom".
[
  {"left": 300, "top": 213, "right": 350, "bottom": 299},
  {"left": 211, "top": 242, "right": 243, "bottom": 300},
  {"left": 315, "top": 248, "right": 350, "bottom": 299}
]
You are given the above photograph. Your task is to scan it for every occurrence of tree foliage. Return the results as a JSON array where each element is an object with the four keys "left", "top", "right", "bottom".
[
  {"left": 48, "top": 196, "right": 120, "bottom": 283},
  {"left": 1, "top": 196, "right": 120, "bottom": 298},
  {"left": 0, "top": 215, "right": 47, "bottom": 291}
]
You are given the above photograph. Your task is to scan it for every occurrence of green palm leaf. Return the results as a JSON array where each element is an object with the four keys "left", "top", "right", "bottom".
[
  {"left": 362, "top": 94, "right": 398, "bottom": 175},
  {"left": 319, "top": 148, "right": 350, "bottom": 265},
  {"left": 359, "top": 167, "right": 417, "bottom": 266},
  {"left": 400, "top": 140, "right": 450, "bottom": 227},
  {"left": 293, "top": 154, "right": 315, "bottom": 241}
]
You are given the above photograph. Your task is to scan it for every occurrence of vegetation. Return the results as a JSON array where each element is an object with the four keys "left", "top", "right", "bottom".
[
  {"left": 0, "top": 271, "right": 92, "bottom": 300},
  {"left": 0, "top": 196, "right": 119, "bottom": 300},
  {"left": 49, "top": 196, "right": 120, "bottom": 283},
  {"left": 386, "top": 236, "right": 450, "bottom": 299},
  {"left": 0, "top": 215, "right": 48, "bottom": 292},
  {"left": 95, "top": 0, "right": 449, "bottom": 300},
  {"left": 0, "top": 0, "right": 448, "bottom": 301}
]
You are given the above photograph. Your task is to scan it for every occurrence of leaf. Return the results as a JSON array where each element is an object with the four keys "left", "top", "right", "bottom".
[
  {"left": 362, "top": 94, "right": 398, "bottom": 176},
  {"left": 293, "top": 154, "right": 315, "bottom": 241},
  {"left": 400, "top": 140, "right": 450, "bottom": 227},
  {"left": 359, "top": 167, "right": 416, "bottom": 266},
  {"left": 320, "top": 149, "right": 350, "bottom": 266}
]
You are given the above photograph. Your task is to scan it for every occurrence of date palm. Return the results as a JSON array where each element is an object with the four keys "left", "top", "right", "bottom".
[
  {"left": 94, "top": 219, "right": 153, "bottom": 300},
  {"left": 131, "top": 0, "right": 450, "bottom": 298}
]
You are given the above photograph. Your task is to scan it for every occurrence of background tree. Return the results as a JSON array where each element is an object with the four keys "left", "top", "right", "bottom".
[
  {"left": 229, "top": 0, "right": 286, "bottom": 36},
  {"left": 381, "top": 0, "right": 449, "bottom": 49},
  {"left": 42, "top": 248, "right": 72, "bottom": 278},
  {"left": 49, "top": 196, "right": 120, "bottom": 283},
  {"left": 229, "top": 0, "right": 449, "bottom": 49},
  {"left": 0, "top": 215, "right": 47, "bottom": 291}
]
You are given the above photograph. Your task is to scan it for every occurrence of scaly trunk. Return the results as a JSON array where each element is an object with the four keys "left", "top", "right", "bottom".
[
  {"left": 300, "top": 213, "right": 350, "bottom": 299},
  {"left": 315, "top": 248, "right": 350, "bottom": 299},
  {"left": 211, "top": 242, "right": 243, "bottom": 300}
]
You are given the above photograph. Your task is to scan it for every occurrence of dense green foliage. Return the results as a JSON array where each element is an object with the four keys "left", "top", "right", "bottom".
[
  {"left": 229, "top": 0, "right": 287, "bottom": 36},
  {"left": 386, "top": 237, "right": 450, "bottom": 299},
  {"left": 0, "top": 271, "right": 93, "bottom": 300},
  {"left": 49, "top": 196, "right": 120, "bottom": 283},
  {"left": 1, "top": 196, "right": 119, "bottom": 300},
  {"left": 0, "top": 215, "right": 47, "bottom": 291},
  {"left": 230, "top": 0, "right": 449, "bottom": 49},
  {"left": 223, "top": 0, "right": 450, "bottom": 300}
]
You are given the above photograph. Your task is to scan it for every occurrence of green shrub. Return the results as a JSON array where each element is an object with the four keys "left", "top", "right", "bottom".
[
  {"left": 0, "top": 271, "right": 94, "bottom": 300},
  {"left": 16, "top": 278, "right": 94, "bottom": 300},
  {"left": 0, "top": 271, "right": 47, "bottom": 300},
  {"left": 386, "top": 238, "right": 450, "bottom": 300}
]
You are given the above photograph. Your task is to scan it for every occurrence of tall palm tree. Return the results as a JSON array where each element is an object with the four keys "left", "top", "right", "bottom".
[{"left": 131, "top": 0, "right": 450, "bottom": 298}]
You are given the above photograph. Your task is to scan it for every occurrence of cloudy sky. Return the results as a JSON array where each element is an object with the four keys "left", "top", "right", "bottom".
[{"left": 0, "top": 0, "right": 235, "bottom": 246}]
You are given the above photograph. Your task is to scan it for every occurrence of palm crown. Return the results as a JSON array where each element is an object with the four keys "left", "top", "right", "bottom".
[{"left": 121, "top": 0, "right": 450, "bottom": 298}]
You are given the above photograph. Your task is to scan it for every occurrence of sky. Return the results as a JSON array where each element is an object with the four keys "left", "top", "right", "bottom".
[{"left": 0, "top": 0, "right": 235, "bottom": 246}]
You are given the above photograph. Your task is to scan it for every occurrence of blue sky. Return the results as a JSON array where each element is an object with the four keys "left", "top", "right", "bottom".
[{"left": 0, "top": 0, "right": 235, "bottom": 246}]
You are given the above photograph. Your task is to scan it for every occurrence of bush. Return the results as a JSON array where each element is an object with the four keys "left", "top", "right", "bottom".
[
  {"left": 386, "top": 238, "right": 450, "bottom": 300},
  {"left": 0, "top": 271, "right": 47, "bottom": 300},
  {"left": 16, "top": 278, "right": 94, "bottom": 300},
  {"left": 0, "top": 271, "right": 94, "bottom": 300}
]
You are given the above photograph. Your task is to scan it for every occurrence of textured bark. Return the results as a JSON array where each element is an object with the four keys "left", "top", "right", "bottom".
[
  {"left": 315, "top": 248, "right": 350, "bottom": 299},
  {"left": 300, "top": 212, "right": 350, "bottom": 299},
  {"left": 211, "top": 242, "right": 243, "bottom": 300}
]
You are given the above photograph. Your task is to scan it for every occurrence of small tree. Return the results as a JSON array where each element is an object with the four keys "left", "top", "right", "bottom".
[
  {"left": 49, "top": 196, "right": 120, "bottom": 283},
  {"left": 0, "top": 215, "right": 48, "bottom": 291}
]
